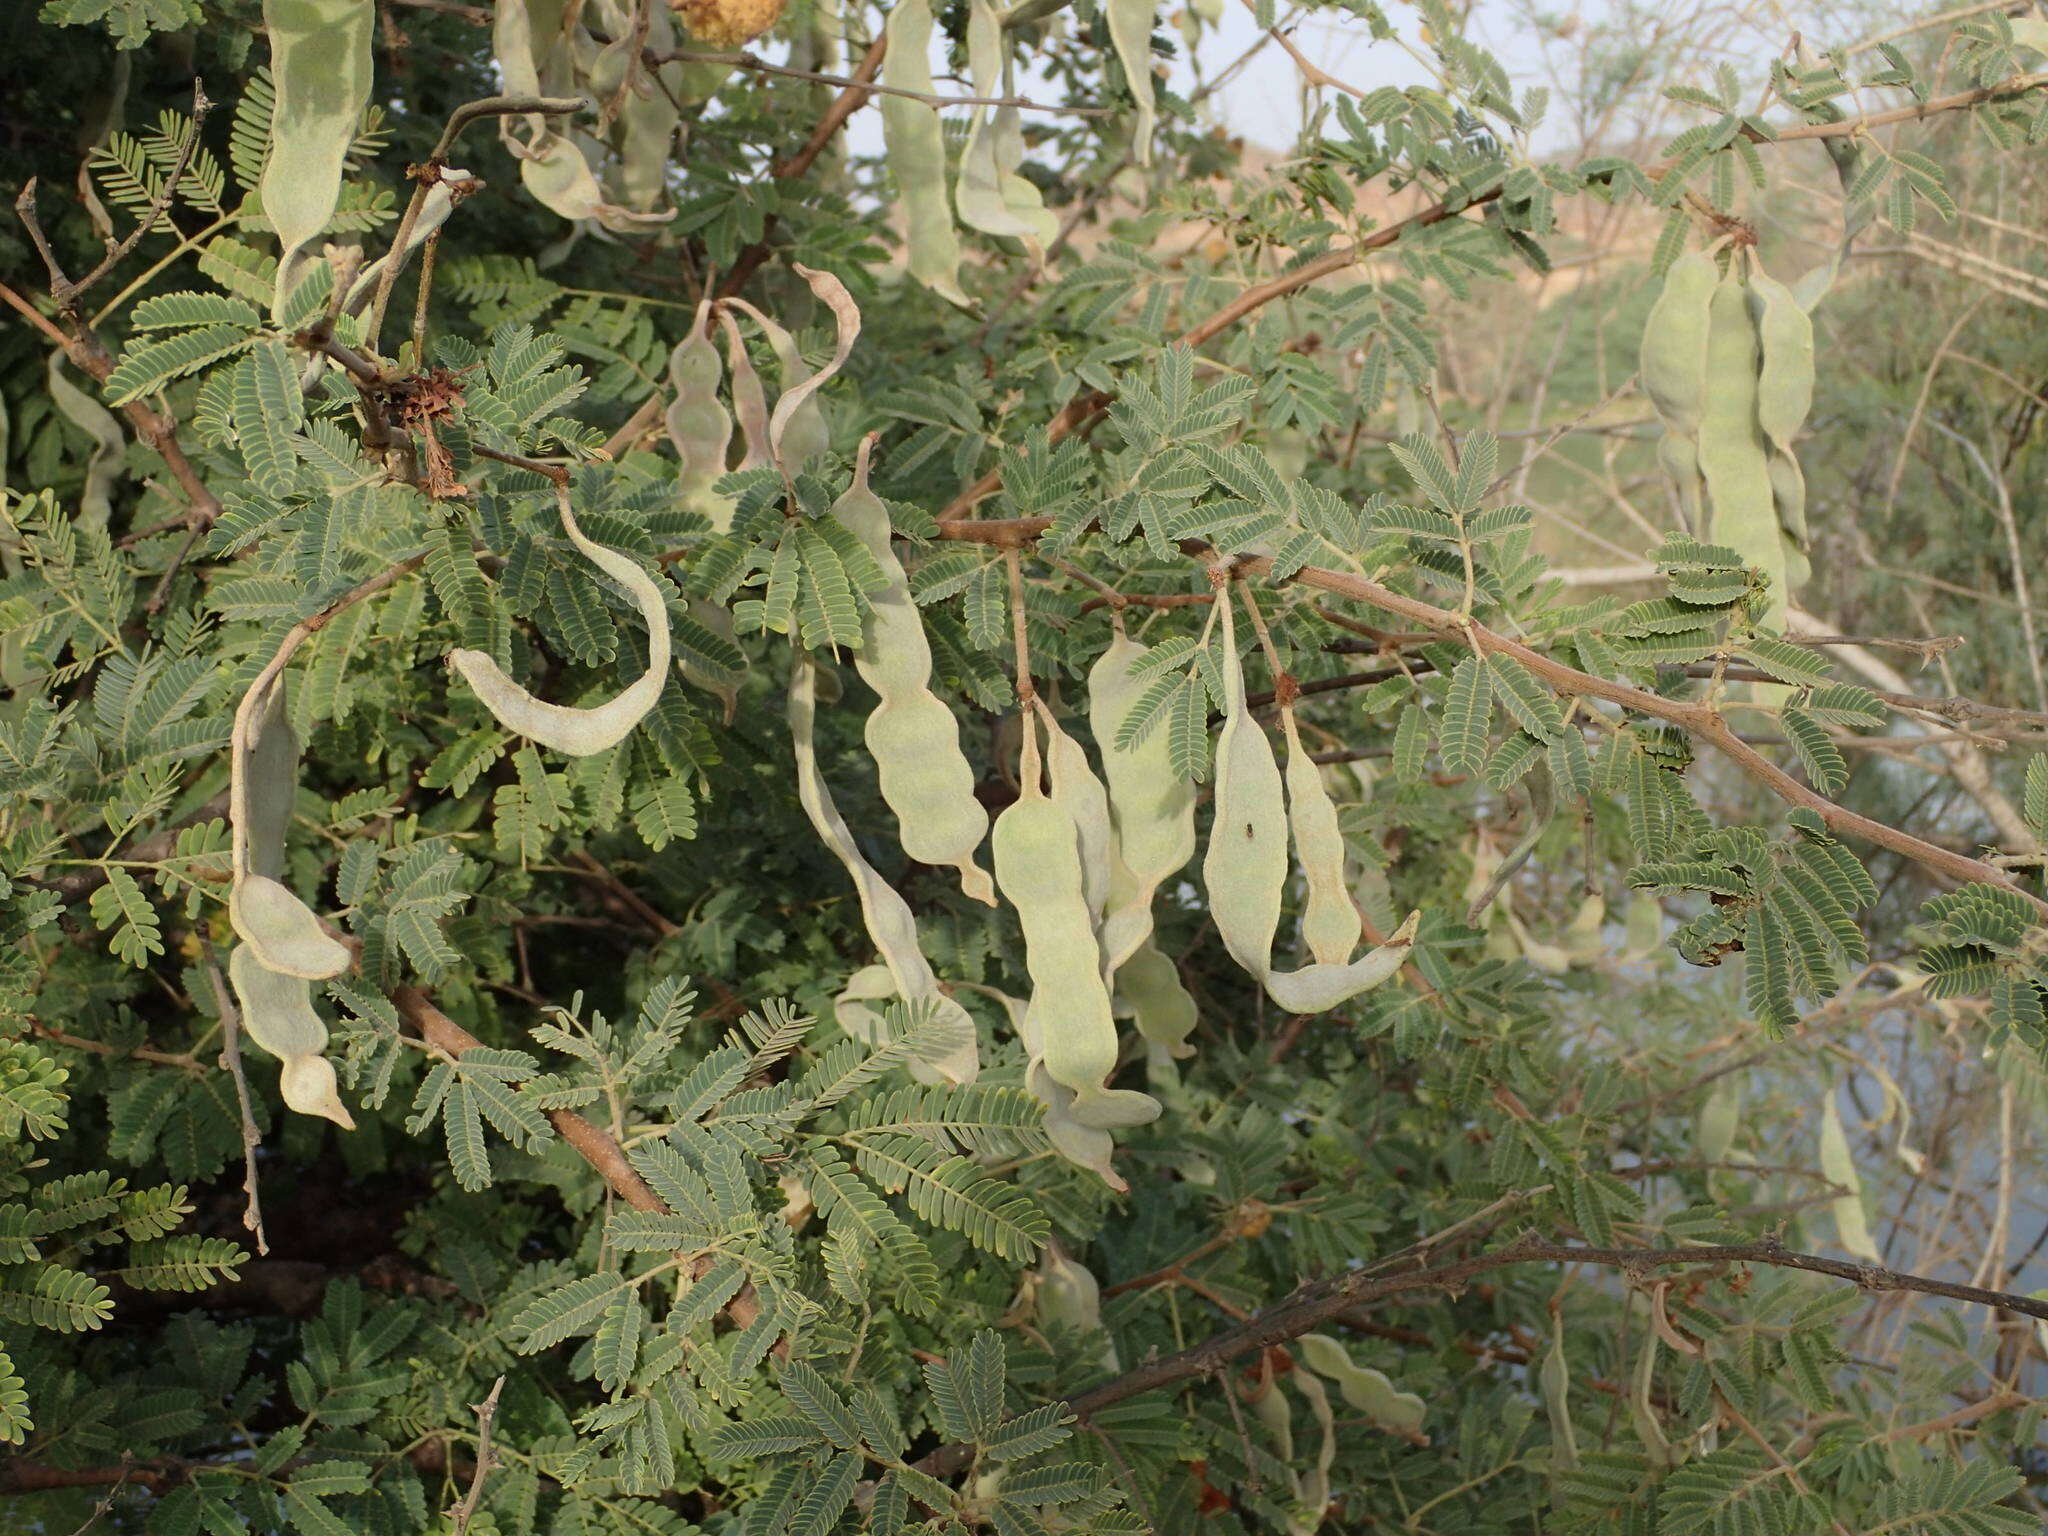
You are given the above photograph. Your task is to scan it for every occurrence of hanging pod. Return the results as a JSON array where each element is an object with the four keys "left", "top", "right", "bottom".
[
  {"left": 260, "top": 0, "right": 374, "bottom": 308},
  {"left": 1203, "top": 584, "right": 1420, "bottom": 1013},
  {"left": 828, "top": 439, "right": 995, "bottom": 905},
  {"left": 954, "top": 0, "right": 1058, "bottom": 254},
  {"left": 789, "top": 653, "right": 981, "bottom": 1085},
  {"left": 878, "top": 0, "right": 971, "bottom": 306},
  {"left": 993, "top": 709, "right": 1158, "bottom": 1131},
  {"left": 448, "top": 481, "right": 672, "bottom": 756},
  {"left": 1089, "top": 624, "right": 1197, "bottom": 973},
  {"left": 666, "top": 300, "right": 736, "bottom": 530},
  {"left": 227, "top": 945, "right": 355, "bottom": 1128},
  {"left": 229, "top": 671, "right": 350, "bottom": 981}
]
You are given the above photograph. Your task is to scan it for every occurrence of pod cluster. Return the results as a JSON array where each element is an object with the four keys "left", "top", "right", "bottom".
[{"left": 1640, "top": 248, "right": 1815, "bottom": 632}]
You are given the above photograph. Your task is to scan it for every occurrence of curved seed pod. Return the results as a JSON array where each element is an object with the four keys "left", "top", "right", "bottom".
[
  {"left": 45, "top": 352, "right": 125, "bottom": 532},
  {"left": 1280, "top": 704, "right": 1360, "bottom": 966},
  {"left": 666, "top": 300, "right": 735, "bottom": 531},
  {"left": 790, "top": 654, "right": 980, "bottom": 1084},
  {"left": 768, "top": 266, "right": 860, "bottom": 477},
  {"left": 1541, "top": 1310, "right": 1578, "bottom": 1470},
  {"left": 519, "top": 131, "right": 675, "bottom": 233},
  {"left": 449, "top": 481, "right": 672, "bottom": 756},
  {"left": 1505, "top": 907, "right": 1571, "bottom": 976},
  {"left": 1655, "top": 431, "right": 1707, "bottom": 537},
  {"left": 994, "top": 715, "right": 1156, "bottom": 1129},
  {"left": 1622, "top": 890, "right": 1664, "bottom": 961},
  {"left": 879, "top": 0, "right": 970, "bottom": 306},
  {"left": 261, "top": 0, "right": 374, "bottom": 302},
  {"left": 981, "top": 985, "right": 1124, "bottom": 1189},
  {"left": 716, "top": 306, "right": 771, "bottom": 470},
  {"left": 1248, "top": 1364, "right": 1294, "bottom": 1464},
  {"left": 830, "top": 441, "right": 994, "bottom": 903},
  {"left": 229, "top": 673, "right": 349, "bottom": 980},
  {"left": 1749, "top": 270, "right": 1814, "bottom": 561},
  {"left": 1638, "top": 251, "right": 1716, "bottom": 438},
  {"left": 1297, "top": 1334, "right": 1427, "bottom": 1441},
  {"left": 1105, "top": 0, "right": 1157, "bottom": 165},
  {"left": 1291, "top": 1362, "right": 1339, "bottom": 1533},
  {"left": 955, "top": 0, "right": 1058, "bottom": 251},
  {"left": 1697, "top": 270, "right": 1792, "bottom": 630},
  {"left": 1206, "top": 587, "right": 1420, "bottom": 1012},
  {"left": 229, "top": 945, "right": 355, "bottom": 1128},
  {"left": 1090, "top": 627, "right": 1196, "bottom": 971},
  {"left": 722, "top": 297, "right": 830, "bottom": 471},
  {"left": 1112, "top": 939, "right": 1195, "bottom": 1058},
  {"left": 835, "top": 963, "right": 980, "bottom": 1089}
]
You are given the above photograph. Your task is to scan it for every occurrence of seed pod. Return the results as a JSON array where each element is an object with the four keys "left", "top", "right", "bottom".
[
  {"left": 449, "top": 481, "right": 673, "bottom": 756},
  {"left": 1639, "top": 251, "right": 1716, "bottom": 439},
  {"left": 722, "top": 297, "right": 830, "bottom": 471},
  {"left": 878, "top": 0, "right": 970, "bottom": 306},
  {"left": 1038, "top": 700, "right": 1113, "bottom": 925},
  {"left": 767, "top": 265, "right": 860, "bottom": 478},
  {"left": 717, "top": 305, "right": 771, "bottom": 470},
  {"left": 666, "top": 300, "right": 735, "bottom": 531},
  {"left": 1819, "top": 1089, "right": 1881, "bottom": 1263},
  {"left": 1281, "top": 704, "right": 1361, "bottom": 966},
  {"left": 1204, "top": 585, "right": 1420, "bottom": 1013},
  {"left": 518, "top": 129, "right": 674, "bottom": 233},
  {"left": 1090, "top": 626, "right": 1196, "bottom": 972},
  {"left": 1106, "top": 0, "right": 1157, "bottom": 165},
  {"left": 1748, "top": 269, "right": 1814, "bottom": 577},
  {"left": 955, "top": 0, "right": 1058, "bottom": 251},
  {"left": 228, "top": 944, "right": 355, "bottom": 1128},
  {"left": 45, "top": 352, "right": 124, "bottom": 532},
  {"left": 1697, "top": 270, "right": 1793, "bottom": 629},
  {"left": 261, "top": 0, "right": 374, "bottom": 303},
  {"left": 1032, "top": 1242, "right": 1119, "bottom": 1370},
  {"left": 229, "top": 673, "right": 349, "bottom": 980},
  {"left": 835, "top": 964, "right": 980, "bottom": 1089},
  {"left": 994, "top": 713, "right": 1156, "bottom": 1129},
  {"left": 790, "top": 653, "right": 980, "bottom": 1084},
  {"left": 342, "top": 167, "right": 480, "bottom": 316},
  {"left": 829, "top": 440, "right": 994, "bottom": 904},
  {"left": 1112, "top": 939, "right": 1195, "bottom": 1058},
  {"left": 1561, "top": 891, "right": 1606, "bottom": 965},
  {"left": 1296, "top": 1334, "right": 1427, "bottom": 1441}
]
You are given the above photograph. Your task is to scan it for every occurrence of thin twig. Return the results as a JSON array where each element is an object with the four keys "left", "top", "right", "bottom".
[
  {"left": 203, "top": 956, "right": 269, "bottom": 1257},
  {"left": 447, "top": 1377, "right": 505, "bottom": 1536}
]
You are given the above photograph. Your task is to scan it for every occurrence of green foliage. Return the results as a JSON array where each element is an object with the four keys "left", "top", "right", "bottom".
[{"left": 0, "top": 2, "right": 2044, "bottom": 1533}]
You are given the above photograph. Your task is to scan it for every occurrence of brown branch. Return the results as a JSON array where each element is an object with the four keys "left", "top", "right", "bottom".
[
  {"left": 912, "top": 1236, "right": 2048, "bottom": 1479},
  {"left": 389, "top": 988, "right": 763, "bottom": 1328},
  {"left": 447, "top": 1377, "right": 504, "bottom": 1536},
  {"left": 928, "top": 519, "right": 2045, "bottom": 913},
  {"left": 51, "top": 81, "right": 214, "bottom": 313},
  {"left": 715, "top": 36, "right": 889, "bottom": 301}
]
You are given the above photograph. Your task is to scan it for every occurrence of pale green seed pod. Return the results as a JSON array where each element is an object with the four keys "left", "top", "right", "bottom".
[
  {"left": 1639, "top": 251, "right": 1717, "bottom": 439},
  {"left": 878, "top": 0, "right": 970, "bottom": 307},
  {"left": 1113, "top": 940, "right": 1195, "bottom": 1058},
  {"left": 789, "top": 654, "right": 981, "bottom": 1084},
  {"left": 1697, "top": 271, "right": 1792, "bottom": 630},
  {"left": 1540, "top": 1311, "right": 1577, "bottom": 1471},
  {"left": 1819, "top": 1090, "right": 1881, "bottom": 1263},
  {"left": 449, "top": 482, "right": 673, "bottom": 756},
  {"left": 1032, "top": 1242, "right": 1119, "bottom": 1371},
  {"left": 1561, "top": 891, "right": 1606, "bottom": 965},
  {"left": 1749, "top": 270, "right": 1815, "bottom": 559},
  {"left": 984, "top": 983, "right": 1125, "bottom": 1190},
  {"left": 955, "top": 0, "right": 1058, "bottom": 251},
  {"left": 994, "top": 717, "right": 1156, "bottom": 1129},
  {"left": 1105, "top": 0, "right": 1157, "bottom": 166},
  {"left": 1297, "top": 1333, "right": 1427, "bottom": 1442},
  {"left": 836, "top": 963, "right": 982, "bottom": 1089},
  {"left": 1205, "top": 586, "right": 1421, "bottom": 1013},
  {"left": 1281, "top": 704, "right": 1361, "bottom": 966},
  {"left": 228, "top": 944, "right": 355, "bottom": 1128},
  {"left": 830, "top": 440, "right": 995, "bottom": 904},
  {"left": 1694, "top": 1077, "right": 1741, "bottom": 1164},
  {"left": 666, "top": 301, "right": 735, "bottom": 531},
  {"left": 766, "top": 266, "right": 860, "bottom": 477},
  {"left": 717, "top": 306, "right": 771, "bottom": 470},
  {"left": 1039, "top": 701, "right": 1113, "bottom": 925},
  {"left": 1091, "top": 627, "right": 1197, "bottom": 972},
  {"left": 261, "top": 0, "right": 374, "bottom": 304},
  {"left": 229, "top": 672, "right": 349, "bottom": 981},
  {"left": 721, "top": 296, "right": 831, "bottom": 472}
]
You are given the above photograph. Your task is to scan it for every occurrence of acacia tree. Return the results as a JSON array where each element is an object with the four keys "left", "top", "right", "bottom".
[{"left": 2, "top": 0, "right": 2047, "bottom": 1529}]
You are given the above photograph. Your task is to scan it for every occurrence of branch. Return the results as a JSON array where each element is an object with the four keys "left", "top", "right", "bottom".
[
  {"left": 932, "top": 69, "right": 2048, "bottom": 519},
  {"left": 389, "top": 988, "right": 764, "bottom": 1329},
  {"left": 447, "top": 1377, "right": 504, "bottom": 1536},
  {"left": 912, "top": 1235, "right": 2048, "bottom": 1478},
  {"left": 929, "top": 518, "right": 2046, "bottom": 914},
  {"left": 657, "top": 48, "right": 1100, "bottom": 114},
  {"left": 53, "top": 80, "right": 214, "bottom": 313},
  {"left": 714, "top": 36, "right": 889, "bottom": 301}
]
